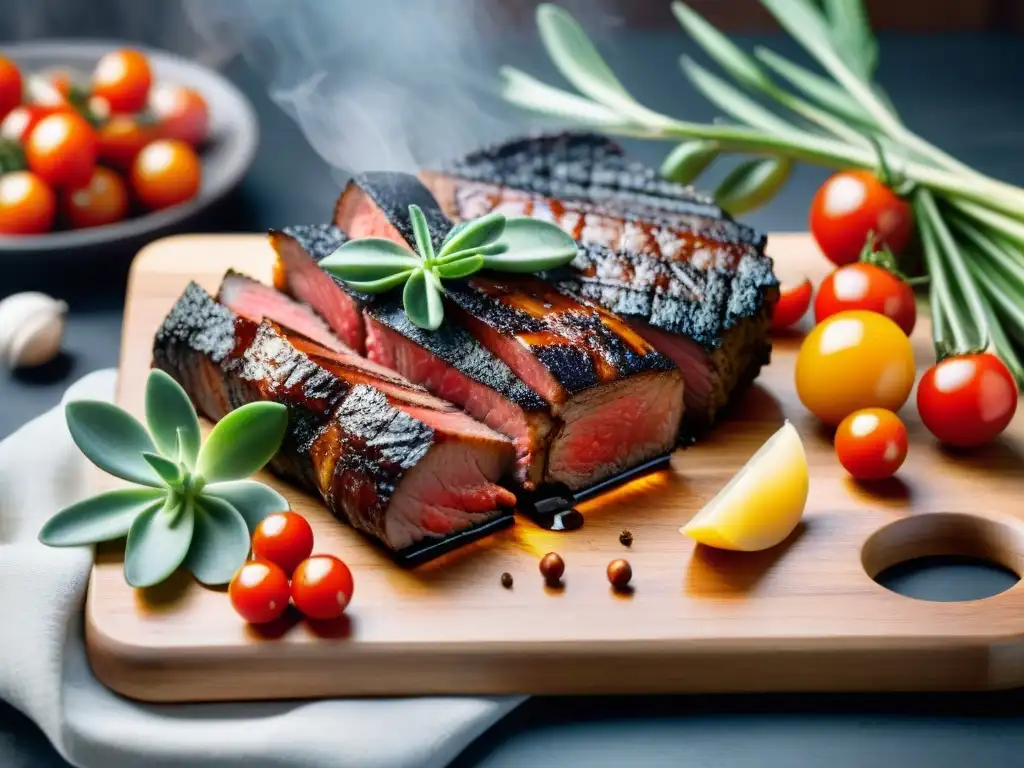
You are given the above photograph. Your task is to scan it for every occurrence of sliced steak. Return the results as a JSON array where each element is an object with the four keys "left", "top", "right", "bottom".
[
  {"left": 421, "top": 131, "right": 778, "bottom": 434},
  {"left": 432, "top": 131, "right": 763, "bottom": 246},
  {"left": 365, "top": 300, "right": 554, "bottom": 488},
  {"left": 269, "top": 225, "right": 368, "bottom": 354},
  {"left": 270, "top": 204, "right": 555, "bottom": 488},
  {"left": 153, "top": 282, "right": 516, "bottom": 553},
  {"left": 334, "top": 173, "right": 685, "bottom": 490},
  {"left": 218, "top": 269, "right": 344, "bottom": 353},
  {"left": 217, "top": 269, "right": 403, "bottom": 383}
]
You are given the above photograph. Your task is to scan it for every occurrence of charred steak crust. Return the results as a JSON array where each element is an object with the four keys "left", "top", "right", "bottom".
[
  {"left": 339, "top": 172, "right": 451, "bottom": 251},
  {"left": 154, "top": 281, "right": 237, "bottom": 366},
  {"left": 444, "top": 275, "right": 677, "bottom": 397},
  {"left": 280, "top": 223, "right": 349, "bottom": 261},
  {"left": 442, "top": 131, "right": 763, "bottom": 248},
  {"left": 366, "top": 298, "right": 549, "bottom": 412},
  {"left": 546, "top": 242, "right": 778, "bottom": 352}
]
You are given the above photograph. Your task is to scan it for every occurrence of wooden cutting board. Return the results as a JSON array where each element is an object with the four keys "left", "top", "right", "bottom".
[{"left": 87, "top": 233, "right": 1024, "bottom": 703}]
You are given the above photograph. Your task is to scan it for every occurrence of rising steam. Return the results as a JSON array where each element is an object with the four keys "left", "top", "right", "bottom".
[{"left": 183, "top": 0, "right": 544, "bottom": 174}]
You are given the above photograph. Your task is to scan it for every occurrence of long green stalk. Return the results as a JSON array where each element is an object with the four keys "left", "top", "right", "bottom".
[{"left": 503, "top": 1, "right": 1024, "bottom": 384}]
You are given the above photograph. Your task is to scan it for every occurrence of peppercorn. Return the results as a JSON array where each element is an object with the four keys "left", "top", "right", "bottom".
[
  {"left": 619, "top": 529, "right": 633, "bottom": 547},
  {"left": 607, "top": 558, "right": 632, "bottom": 591},
  {"left": 539, "top": 552, "right": 564, "bottom": 586},
  {"left": 501, "top": 572, "right": 513, "bottom": 589}
]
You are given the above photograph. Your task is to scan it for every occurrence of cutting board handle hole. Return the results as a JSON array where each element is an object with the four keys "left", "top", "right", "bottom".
[{"left": 862, "top": 513, "right": 1023, "bottom": 602}]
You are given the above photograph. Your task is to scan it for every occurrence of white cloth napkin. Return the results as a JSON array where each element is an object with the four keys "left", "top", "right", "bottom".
[{"left": 0, "top": 369, "right": 524, "bottom": 768}]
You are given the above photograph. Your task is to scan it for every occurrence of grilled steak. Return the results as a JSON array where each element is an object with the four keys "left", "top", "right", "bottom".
[
  {"left": 267, "top": 217, "right": 556, "bottom": 488},
  {"left": 217, "top": 269, "right": 406, "bottom": 384},
  {"left": 269, "top": 225, "right": 368, "bottom": 354},
  {"left": 333, "top": 173, "right": 684, "bottom": 491},
  {"left": 365, "top": 299, "right": 554, "bottom": 488},
  {"left": 421, "top": 131, "right": 779, "bottom": 433},
  {"left": 153, "top": 282, "right": 516, "bottom": 552},
  {"left": 218, "top": 269, "right": 344, "bottom": 353}
]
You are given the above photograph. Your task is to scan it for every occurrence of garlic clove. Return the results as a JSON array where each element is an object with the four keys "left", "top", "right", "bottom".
[{"left": 0, "top": 292, "right": 68, "bottom": 370}]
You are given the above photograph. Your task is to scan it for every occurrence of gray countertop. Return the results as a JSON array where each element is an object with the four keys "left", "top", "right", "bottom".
[{"left": 2, "top": 26, "right": 1023, "bottom": 768}]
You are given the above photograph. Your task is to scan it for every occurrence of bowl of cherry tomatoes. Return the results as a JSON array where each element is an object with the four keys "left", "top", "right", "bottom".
[{"left": 0, "top": 41, "right": 258, "bottom": 257}]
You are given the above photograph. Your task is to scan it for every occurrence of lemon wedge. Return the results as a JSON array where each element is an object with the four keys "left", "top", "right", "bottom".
[{"left": 681, "top": 421, "right": 809, "bottom": 551}]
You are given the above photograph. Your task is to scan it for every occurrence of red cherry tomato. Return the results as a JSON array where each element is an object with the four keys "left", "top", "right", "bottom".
[
  {"left": 97, "top": 115, "right": 152, "bottom": 170},
  {"left": 291, "top": 555, "right": 354, "bottom": 620},
  {"left": 0, "top": 104, "right": 69, "bottom": 144},
  {"left": 771, "top": 278, "right": 812, "bottom": 330},
  {"left": 815, "top": 262, "right": 916, "bottom": 335},
  {"left": 251, "top": 511, "right": 314, "bottom": 576},
  {"left": 25, "top": 111, "right": 97, "bottom": 188},
  {"left": 810, "top": 170, "right": 913, "bottom": 266},
  {"left": 0, "top": 56, "right": 22, "bottom": 120},
  {"left": 92, "top": 49, "right": 152, "bottom": 114},
  {"left": 0, "top": 171, "right": 56, "bottom": 235},
  {"left": 62, "top": 166, "right": 129, "bottom": 229},
  {"left": 229, "top": 559, "right": 291, "bottom": 625},
  {"left": 917, "top": 353, "right": 1018, "bottom": 448},
  {"left": 149, "top": 84, "right": 209, "bottom": 145},
  {"left": 834, "top": 407, "right": 908, "bottom": 480},
  {"left": 130, "top": 139, "right": 201, "bottom": 210}
]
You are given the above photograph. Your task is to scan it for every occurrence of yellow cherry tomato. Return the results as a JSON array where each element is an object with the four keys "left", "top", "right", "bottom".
[{"left": 795, "top": 310, "right": 915, "bottom": 426}]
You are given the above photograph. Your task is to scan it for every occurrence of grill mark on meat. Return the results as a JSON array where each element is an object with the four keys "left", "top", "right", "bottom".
[
  {"left": 435, "top": 131, "right": 763, "bottom": 247},
  {"left": 425, "top": 176, "right": 755, "bottom": 265},
  {"left": 547, "top": 242, "right": 778, "bottom": 351},
  {"left": 445, "top": 272, "right": 677, "bottom": 401},
  {"left": 153, "top": 283, "right": 515, "bottom": 552},
  {"left": 365, "top": 298, "right": 548, "bottom": 412},
  {"left": 364, "top": 310, "right": 553, "bottom": 488}
]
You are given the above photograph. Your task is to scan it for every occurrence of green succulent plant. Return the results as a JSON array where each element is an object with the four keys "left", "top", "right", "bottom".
[
  {"left": 40, "top": 369, "right": 290, "bottom": 589},
  {"left": 320, "top": 205, "right": 579, "bottom": 330}
]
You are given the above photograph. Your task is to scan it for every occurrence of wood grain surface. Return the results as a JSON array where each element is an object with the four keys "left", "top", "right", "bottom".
[{"left": 86, "top": 233, "right": 1024, "bottom": 703}]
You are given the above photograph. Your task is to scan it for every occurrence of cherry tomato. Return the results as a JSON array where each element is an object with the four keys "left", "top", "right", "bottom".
[
  {"left": 229, "top": 559, "right": 291, "bottom": 625},
  {"left": 0, "top": 56, "right": 22, "bottom": 120},
  {"left": 130, "top": 139, "right": 201, "bottom": 210},
  {"left": 1, "top": 105, "right": 59, "bottom": 143},
  {"left": 149, "top": 84, "right": 209, "bottom": 145},
  {"left": 815, "top": 262, "right": 916, "bottom": 335},
  {"left": 795, "top": 310, "right": 915, "bottom": 426},
  {"left": 92, "top": 49, "right": 152, "bottom": 114},
  {"left": 61, "top": 166, "right": 128, "bottom": 229},
  {"left": 97, "top": 115, "right": 152, "bottom": 170},
  {"left": 0, "top": 171, "right": 56, "bottom": 235},
  {"left": 771, "top": 278, "right": 812, "bottom": 331},
  {"left": 291, "top": 555, "right": 354, "bottom": 620},
  {"left": 25, "top": 111, "right": 97, "bottom": 188},
  {"left": 810, "top": 170, "right": 913, "bottom": 266},
  {"left": 917, "top": 353, "right": 1018, "bottom": 448},
  {"left": 251, "top": 511, "right": 314, "bottom": 576},
  {"left": 835, "top": 408, "right": 908, "bottom": 480}
]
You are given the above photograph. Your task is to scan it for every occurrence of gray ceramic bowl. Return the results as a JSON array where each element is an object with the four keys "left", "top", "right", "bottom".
[{"left": 0, "top": 41, "right": 258, "bottom": 260}]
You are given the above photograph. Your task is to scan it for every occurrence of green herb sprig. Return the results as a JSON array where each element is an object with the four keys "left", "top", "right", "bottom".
[
  {"left": 39, "top": 370, "right": 289, "bottom": 589},
  {"left": 501, "top": 1, "right": 1024, "bottom": 383},
  {"left": 319, "top": 205, "right": 579, "bottom": 330}
]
